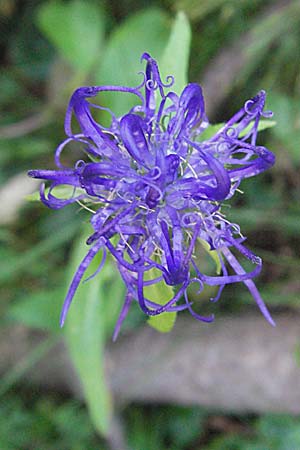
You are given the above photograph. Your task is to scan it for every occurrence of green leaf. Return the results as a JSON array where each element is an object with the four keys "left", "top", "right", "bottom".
[
  {"left": 175, "top": 0, "right": 231, "bottom": 21},
  {"left": 198, "top": 238, "right": 222, "bottom": 275},
  {"left": 93, "top": 8, "right": 170, "bottom": 118},
  {"left": 197, "top": 123, "right": 225, "bottom": 141},
  {"left": 64, "top": 226, "right": 113, "bottom": 436},
  {"left": 240, "top": 119, "right": 277, "bottom": 137},
  {"left": 159, "top": 11, "right": 191, "bottom": 95},
  {"left": 99, "top": 264, "right": 125, "bottom": 339},
  {"left": 198, "top": 119, "right": 276, "bottom": 141},
  {"left": 145, "top": 268, "right": 177, "bottom": 333},
  {"left": 26, "top": 185, "right": 85, "bottom": 202},
  {"left": 227, "top": 208, "right": 300, "bottom": 236},
  {"left": 36, "top": 0, "right": 105, "bottom": 72}
]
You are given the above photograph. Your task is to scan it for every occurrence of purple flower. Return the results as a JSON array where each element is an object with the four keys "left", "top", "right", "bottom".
[{"left": 29, "top": 53, "right": 276, "bottom": 338}]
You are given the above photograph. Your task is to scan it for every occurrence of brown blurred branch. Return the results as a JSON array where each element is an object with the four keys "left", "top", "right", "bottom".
[
  {"left": 0, "top": 173, "right": 40, "bottom": 225},
  {"left": 0, "top": 110, "right": 51, "bottom": 139},
  {"left": 200, "top": 0, "right": 296, "bottom": 116},
  {"left": 2, "top": 314, "right": 300, "bottom": 414}
]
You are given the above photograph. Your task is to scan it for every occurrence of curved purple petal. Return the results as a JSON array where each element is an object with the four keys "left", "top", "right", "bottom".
[{"left": 120, "top": 113, "right": 153, "bottom": 167}]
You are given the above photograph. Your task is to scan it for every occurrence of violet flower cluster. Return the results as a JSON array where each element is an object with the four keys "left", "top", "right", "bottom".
[{"left": 29, "top": 53, "right": 276, "bottom": 338}]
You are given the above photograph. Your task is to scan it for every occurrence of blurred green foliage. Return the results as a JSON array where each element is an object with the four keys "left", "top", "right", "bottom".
[
  {"left": 206, "top": 414, "right": 300, "bottom": 450},
  {"left": 1, "top": 0, "right": 300, "bottom": 448},
  {"left": 37, "top": 0, "right": 105, "bottom": 73},
  {"left": 0, "top": 391, "right": 106, "bottom": 450},
  {"left": 2, "top": 392, "right": 300, "bottom": 450}
]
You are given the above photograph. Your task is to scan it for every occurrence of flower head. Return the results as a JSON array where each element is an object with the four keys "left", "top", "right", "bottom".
[{"left": 29, "top": 53, "right": 276, "bottom": 338}]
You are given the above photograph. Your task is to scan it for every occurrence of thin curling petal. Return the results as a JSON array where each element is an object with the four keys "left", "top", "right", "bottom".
[
  {"left": 222, "top": 247, "right": 275, "bottom": 326},
  {"left": 185, "top": 138, "right": 231, "bottom": 201},
  {"left": 112, "top": 292, "right": 133, "bottom": 342},
  {"left": 184, "top": 290, "right": 215, "bottom": 323},
  {"left": 120, "top": 113, "right": 153, "bottom": 167},
  {"left": 168, "top": 83, "right": 206, "bottom": 137},
  {"left": 210, "top": 90, "right": 267, "bottom": 143},
  {"left": 137, "top": 269, "right": 188, "bottom": 316},
  {"left": 29, "top": 53, "right": 276, "bottom": 338},
  {"left": 28, "top": 169, "right": 80, "bottom": 185},
  {"left": 39, "top": 183, "right": 85, "bottom": 210},
  {"left": 60, "top": 239, "right": 105, "bottom": 327},
  {"left": 229, "top": 145, "right": 275, "bottom": 181}
]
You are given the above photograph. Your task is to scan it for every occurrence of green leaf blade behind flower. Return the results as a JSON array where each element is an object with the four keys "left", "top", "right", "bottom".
[
  {"left": 240, "top": 119, "right": 277, "bottom": 137},
  {"left": 198, "top": 238, "right": 222, "bottom": 275},
  {"left": 198, "top": 119, "right": 276, "bottom": 141},
  {"left": 159, "top": 11, "right": 191, "bottom": 95},
  {"left": 145, "top": 268, "right": 177, "bottom": 333},
  {"left": 64, "top": 226, "right": 113, "bottom": 437},
  {"left": 26, "top": 185, "right": 87, "bottom": 202},
  {"left": 93, "top": 8, "right": 170, "bottom": 118}
]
